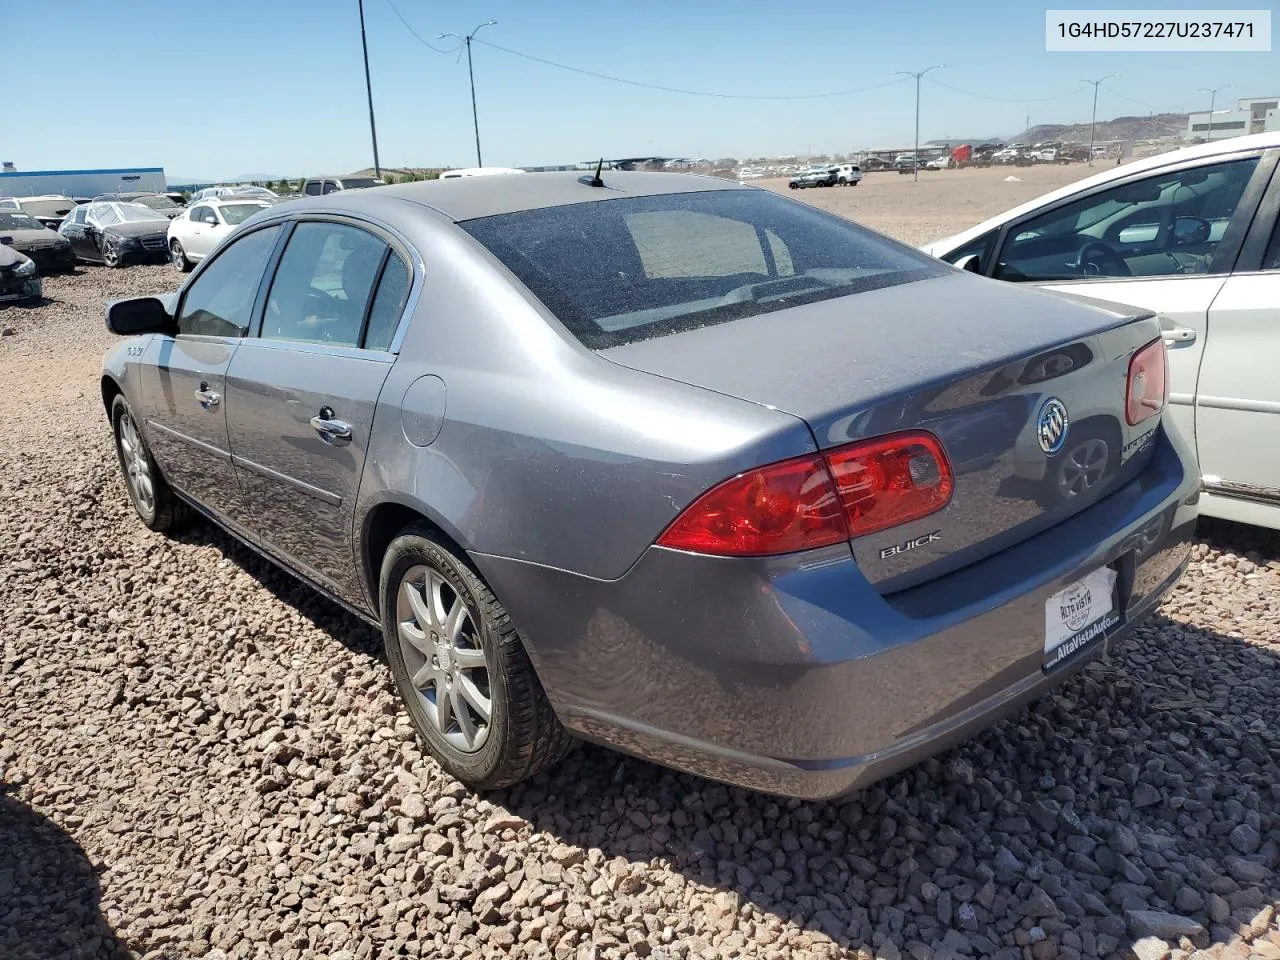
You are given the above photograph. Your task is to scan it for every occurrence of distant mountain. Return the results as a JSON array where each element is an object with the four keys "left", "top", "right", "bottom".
[{"left": 1010, "top": 113, "right": 1188, "bottom": 144}]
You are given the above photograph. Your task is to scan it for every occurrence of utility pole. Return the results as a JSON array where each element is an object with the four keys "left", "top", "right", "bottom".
[
  {"left": 439, "top": 21, "right": 498, "bottom": 167},
  {"left": 895, "top": 65, "right": 944, "bottom": 182},
  {"left": 1081, "top": 75, "right": 1118, "bottom": 166},
  {"left": 357, "top": 0, "right": 381, "bottom": 178},
  {"left": 1198, "top": 85, "right": 1231, "bottom": 141}
]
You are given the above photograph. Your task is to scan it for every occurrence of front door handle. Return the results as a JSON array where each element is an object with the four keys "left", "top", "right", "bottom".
[
  {"left": 1163, "top": 326, "right": 1197, "bottom": 344},
  {"left": 194, "top": 381, "right": 221, "bottom": 407},
  {"left": 310, "top": 407, "right": 352, "bottom": 445}
]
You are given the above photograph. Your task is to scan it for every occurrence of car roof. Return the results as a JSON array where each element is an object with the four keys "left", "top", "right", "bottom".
[
  {"left": 204, "top": 196, "right": 272, "bottom": 206},
  {"left": 930, "top": 130, "right": 1280, "bottom": 252},
  {"left": 318, "top": 170, "right": 751, "bottom": 222}
]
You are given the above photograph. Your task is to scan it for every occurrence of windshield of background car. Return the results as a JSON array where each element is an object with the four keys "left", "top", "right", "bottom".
[
  {"left": 20, "top": 199, "right": 74, "bottom": 218},
  {"left": 339, "top": 178, "right": 379, "bottom": 190},
  {"left": 462, "top": 189, "right": 947, "bottom": 348},
  {"left": 114, "top": 203, "right": 166, "bottom": 223},
  {"left": 135, "top": 195, "right": 181, "bottom": 212},
  {"left": 220, "top": 202, "right": 268, "bottom": 225},
  {"left": 0, "top": 212, "right": 45, "bottom": 231}
]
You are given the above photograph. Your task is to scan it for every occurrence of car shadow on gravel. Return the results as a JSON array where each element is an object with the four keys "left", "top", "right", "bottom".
[
  {"left": 0, "top": 788, "right": 135, "bottom": 960},
  {"left": 183, "top": 513, "right": 1280, "bottom": 957}
]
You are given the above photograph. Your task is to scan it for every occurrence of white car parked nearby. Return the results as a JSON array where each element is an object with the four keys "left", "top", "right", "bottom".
[
  {"left": 168, "top": 197, "right": 271, "bottom": 272},
  {"left": 924, "top": 131, "right": 1280, "bottom": 530}
]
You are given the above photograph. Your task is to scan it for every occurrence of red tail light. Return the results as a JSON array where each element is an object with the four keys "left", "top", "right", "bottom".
[
  {"left": 656, "top": 431, "right": 953, "bottom": 557},
  {"left": 656, "top": 454, "right": 849, "bottom": 556},
  {"left": 825, "top": 431, "right": 954, "bottom": 538},
  {"left": 1126, "top": 338, "right": 1167, "bottom": 426}
]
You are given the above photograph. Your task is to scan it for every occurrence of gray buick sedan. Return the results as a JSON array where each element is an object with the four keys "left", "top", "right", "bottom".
[{"left": 101, "top": 172, "right": 1198, "bottom": 799}]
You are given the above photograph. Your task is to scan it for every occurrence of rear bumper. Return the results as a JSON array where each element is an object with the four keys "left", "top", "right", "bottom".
[{"left": 477, "top": 426, "right": 1199, "bottom": 799}]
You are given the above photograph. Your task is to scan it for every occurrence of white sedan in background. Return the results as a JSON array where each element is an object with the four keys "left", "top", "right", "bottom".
[
  {"left": 168, "top": 197, "right": 271, "bottom": 271},
  {"left": 924, "top": 131, "right": 1280, "bottom": 530}
]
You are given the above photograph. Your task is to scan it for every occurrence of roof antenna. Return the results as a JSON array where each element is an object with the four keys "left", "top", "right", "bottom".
[{"left": 578, "top": 157, "right": 605, "bottom": 188}]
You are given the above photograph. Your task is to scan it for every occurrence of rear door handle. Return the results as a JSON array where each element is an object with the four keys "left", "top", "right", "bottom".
[
  {"left": 310, "top": 407, "right": 352, "bottom": 445},
  {"left": 1163, "top": 326, "right": 1197, "bottom": 344},
  {"left": 194, "top": 382, "right": 221, "bottom": 407}
]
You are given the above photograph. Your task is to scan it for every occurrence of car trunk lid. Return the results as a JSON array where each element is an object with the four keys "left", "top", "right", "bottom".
[{"left": 601, "top": 273, "right": 1164, "bottom": 589}]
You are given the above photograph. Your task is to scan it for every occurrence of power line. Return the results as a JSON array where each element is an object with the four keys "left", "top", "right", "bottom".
[
  {"left": 473, "top": 38, "right": 911, "bottom": 101},
  {"left": 382, "top": 0, "right": 457, "bottom": 53},
  {"left": 927, "top": 76, "right": 1087, "bottom": 104}
]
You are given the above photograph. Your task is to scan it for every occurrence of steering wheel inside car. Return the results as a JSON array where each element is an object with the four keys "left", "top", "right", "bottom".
[{"left": 1072, "top": 240, "right": 1131, "bottom": 278}]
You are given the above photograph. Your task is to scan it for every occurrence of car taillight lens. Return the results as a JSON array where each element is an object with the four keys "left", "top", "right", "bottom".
[
  {"left": 656, "top": 431, "right": 953, "bottom": 557},
  {"left": 825, "top": 431, "right": 954, "bottom": 538},
  {"left": 656, "top": 455, "right": 850, "bottom": 556},
  {"left": 1126, "top": 338, "right": 1167, "bottom": 426}
]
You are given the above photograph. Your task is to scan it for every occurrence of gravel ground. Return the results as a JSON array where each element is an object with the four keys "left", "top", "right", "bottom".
[{"left": 3, "top": 189, "right": 1279, "bottom": 960}]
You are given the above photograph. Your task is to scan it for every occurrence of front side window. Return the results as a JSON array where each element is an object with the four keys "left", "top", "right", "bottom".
[
  {"left": 190, "top": 206, "right": 212, "bottom": 223},
  {"left": 261, "top": 222, "right": 387, "bottom": 346},
  {"left": 942, "top": 230, "right": 996, "bottom": 273},
  {"left": 462, "top": 189, "right": 944, "bottom": 348},
  {"left": 322, "top": 181, "right": 341, "bottom": 195},
  {"left": 994, "top": 157, "right": 1260, "bottom": 282},
  {"left": 1264, "top": 218, "right": 1280, "bottom": 272},
  {"left": 177, "top": 226, "right": 281, "bottom": 337},
  {"left": 67, "top": 206, "right": 87, "bottom": 226}
]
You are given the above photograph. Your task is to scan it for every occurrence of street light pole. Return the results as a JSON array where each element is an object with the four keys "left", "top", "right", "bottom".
[
  {"left": 440, "top": 21, "right": 498, "bottom": 167},
  {"left": 357, "top": 0, "right": 381, "bottom": 178},
  {"left": 1198, "top": 85, "right": 1231, "bottom": 141},
  {"left": 1081, "top": 75, "right": 1119, "bottom": 166},
  {"left": 895, "top": 65, "right": 944, "bottom": 182}
]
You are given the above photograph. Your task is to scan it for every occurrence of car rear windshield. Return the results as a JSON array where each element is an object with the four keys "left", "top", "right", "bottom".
[
  {"left": 220, "top": 202, "right": 268, "bottom": 225},
  {"left": 20, "top": 199, "right": 74, "bottom": 218},
  {"left": 461, "top": 189, "right": 946, "bottom": 348}
]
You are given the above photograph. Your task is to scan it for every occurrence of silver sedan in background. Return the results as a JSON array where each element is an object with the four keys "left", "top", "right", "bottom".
[{"left": 100, "top": 173, "right": 1198, "bottom": 799}]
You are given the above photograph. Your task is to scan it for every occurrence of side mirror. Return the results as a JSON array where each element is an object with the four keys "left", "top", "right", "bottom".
[
  {"left": 106, "top": 296, "right": 174, "bottom": 336},
  {"left": 204, "top": 215, "right": 217, "bottom": 225},
  {"left": 953, "top": 254, "right": 983, "bottom": 274}
]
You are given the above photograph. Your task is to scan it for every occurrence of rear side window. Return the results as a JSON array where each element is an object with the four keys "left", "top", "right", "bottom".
[
  {"left": 303, "top": 181, "right": 322, "bottom": 196},
  {"left": 261, "top": 222, "right": 387, "bottom": 346},
  {"left": 462, "top": 190, "right": 944, "bottom": 348},
  {"left": 364, "top": 251, "right": 412, "bottom": 351},
  {"left": 177, "top": 226, "right": 282, "bottom": 337}
]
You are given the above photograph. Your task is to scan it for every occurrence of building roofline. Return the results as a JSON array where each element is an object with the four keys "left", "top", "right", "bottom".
[{"left": 0, "top": 167, "right": 165, "bottom": 178}]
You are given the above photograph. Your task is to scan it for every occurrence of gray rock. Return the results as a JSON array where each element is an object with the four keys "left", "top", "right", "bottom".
[
  {"left": 1125, "top": 911, "right": 1204, "bottom": 940},
  {"left": 1228, "top": 824, "right": 1261, "bottom": 855}
]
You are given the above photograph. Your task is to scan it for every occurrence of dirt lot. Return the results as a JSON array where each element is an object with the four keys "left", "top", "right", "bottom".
[
  {"left": 2, "top": 176, "right": 1279, "bottom": 960},
  {"left": 757, "top": 164, "right": 1101, "bottom": 246}
]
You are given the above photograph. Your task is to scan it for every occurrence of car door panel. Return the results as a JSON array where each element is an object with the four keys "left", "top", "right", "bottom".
[
  {"left": 1195, "top": 273, "right": 1280, "bottom": 499},
  {"left": 225, "top": 343, "right": 392, "bottom": 603},
  {"left": 141, "top": 335, "right": 245, "bottom": 518},
  {"left": 1033, "top": 276, "right": 1223, "bottom": 460}
]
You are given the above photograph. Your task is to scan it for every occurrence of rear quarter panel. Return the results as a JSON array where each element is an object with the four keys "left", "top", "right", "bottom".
[{"left": 353, "top": 218, "right": 821, "bottom": 589}]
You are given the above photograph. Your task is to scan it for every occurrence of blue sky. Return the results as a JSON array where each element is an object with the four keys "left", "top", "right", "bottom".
[{"left": 7, "top": 0, "right": 1277, "bottom": 178}]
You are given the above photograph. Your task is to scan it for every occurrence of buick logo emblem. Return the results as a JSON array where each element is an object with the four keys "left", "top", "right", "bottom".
[{"left": 1037, "top": 398, "right": 1069, "bottom": 455}]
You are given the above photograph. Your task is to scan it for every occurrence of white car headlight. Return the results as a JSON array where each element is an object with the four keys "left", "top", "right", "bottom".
[{"left": 13, "top": 253, "right": 36, "bottom": 276}]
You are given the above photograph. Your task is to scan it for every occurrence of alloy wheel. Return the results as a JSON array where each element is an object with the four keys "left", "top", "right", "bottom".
[
  {"left": 395, "top": 565, "right": 491, "bottom": 753},
  {"left": 103, "top": 241, "right": 119, "bottom": 267},
  {"left": 117, "top": 411, "right": 155, "bottom": 515},
  {"left": 171, "top": 241, "right": 185, "bottom": 271},
  {"left": 1057, "top": 437, "right": 1109, "bottom": 498}
]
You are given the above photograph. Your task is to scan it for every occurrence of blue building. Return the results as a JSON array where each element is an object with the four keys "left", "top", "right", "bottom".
[{"left": 0, "top": 165, "right": 167, "bottom": 199}]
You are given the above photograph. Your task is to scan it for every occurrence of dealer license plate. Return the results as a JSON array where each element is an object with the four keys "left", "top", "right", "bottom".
[{"left": 1043, "top": 566, "right": 1119, "bottom": 670}]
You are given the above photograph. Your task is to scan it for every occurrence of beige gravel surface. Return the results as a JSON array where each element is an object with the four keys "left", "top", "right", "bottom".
[
  {"left": 2, "top": 183, "right": 1279, "bottom": 960},
  {"left": 758, "top": 164, "right": 1101, "bottom": 246}
]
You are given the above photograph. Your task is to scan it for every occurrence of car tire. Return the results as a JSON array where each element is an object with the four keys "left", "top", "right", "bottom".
[
  {"left": 380, "top": 526, "right": 572, "bottom": 790},
  {"left": 111, "top": 394, "right": 188, "bottom": 532},
  {"left": 170, "top": 239, "right": 193, "bottom": 273},
  {"left": 102, "top": 239, "right": 123, "bottom": 268}
]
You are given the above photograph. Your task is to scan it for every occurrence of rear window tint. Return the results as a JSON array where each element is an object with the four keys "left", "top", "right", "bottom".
[{"left": 461, "top": 190, "right": 945, "bottom": 348}]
